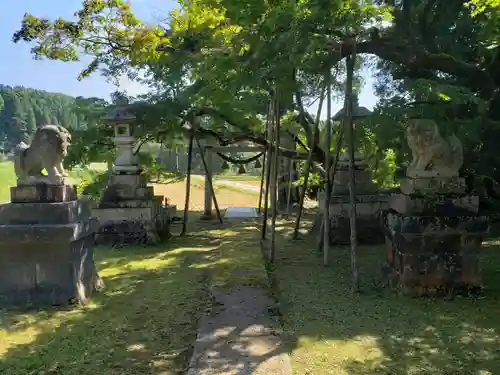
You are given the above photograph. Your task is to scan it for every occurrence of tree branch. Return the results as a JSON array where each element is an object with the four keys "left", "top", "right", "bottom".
[{"left": 338, "top": 34, "right": 495, "bottom": 98}]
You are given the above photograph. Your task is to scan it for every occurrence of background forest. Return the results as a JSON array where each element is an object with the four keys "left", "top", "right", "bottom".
[{"left": 0, "top": 85, "right": 88, "bottom": 149}]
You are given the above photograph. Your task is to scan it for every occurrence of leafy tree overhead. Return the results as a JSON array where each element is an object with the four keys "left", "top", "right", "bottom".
[{"left": 11, "top": 0, "right": 500, "bottom": 185}]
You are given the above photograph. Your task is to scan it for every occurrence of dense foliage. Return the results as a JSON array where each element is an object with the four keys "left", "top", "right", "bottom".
[
  {"left": 11, "top": 0, "right": 500, "bottom": 193},
  {"left": 0, "top": 85, "right": 89, "bottom": 149}
]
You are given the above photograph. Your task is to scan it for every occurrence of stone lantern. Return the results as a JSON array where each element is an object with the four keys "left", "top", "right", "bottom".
[
  {"left": 101, "top": 96, "right": 139, "bottom": 174},
  {"left": 331, "top": 96, "right": 373, "bottom": 122},
  {"left": 91, "top": 95, "right": 171, "bottom": 246},
  {"left": 323, "top": 96, "right": 389, "bottom": 245}
]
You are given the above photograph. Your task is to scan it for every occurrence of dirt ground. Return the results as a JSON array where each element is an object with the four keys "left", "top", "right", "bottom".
[
  {"left": 237, "top": 180, "right": 262, "bottom": 187},
  {"left": 153, "top": 181, "right": 259, "bottom": 211}
]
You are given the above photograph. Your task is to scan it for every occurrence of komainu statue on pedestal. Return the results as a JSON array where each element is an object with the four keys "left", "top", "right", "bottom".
[
  {"left": 12, "top": 125, "right": 72, "bottom": 185},
  {"left": 405, "top": 118, "right": 463, "bottom": 177}
]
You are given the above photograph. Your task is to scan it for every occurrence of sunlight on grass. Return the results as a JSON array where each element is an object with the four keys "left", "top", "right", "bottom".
[
  {"left": 0, "top": 238, "right": 214, "bottom": 375},
  {"left": 216, "top": 184, "right": 260, "bottom": 196},
  {"left": 271, "top": 219, "right": 500, "bottom": 375},
  {"left": 0, "top": 162, "right": 16, "bottom": 202},
  {"left": 483, "top": 239, "right": 500, "bottom": 247},
  {"left": 293, "top": 336, "right": 384, "bottom": 375},
  {"left": 0, "top": 306, "right": 96, "bottom": 358},
  {"left": 97, "top": 246, "right": 214, "bottom": 278},
  {"left": 0, "top": 247, "right": 184, "bottom": 358},
  {"left": 208, "top": 225, "right": 269, "bottom": 290},
  {"left": 214, "top": 174, "right": 261, "bottom": 181}
]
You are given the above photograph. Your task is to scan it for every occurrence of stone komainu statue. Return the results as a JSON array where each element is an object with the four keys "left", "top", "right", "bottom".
[
  {"left": 405, "top": 118, "right": 463, "bottom": 177},
  {"left": 13, "top": 125, "right": 72, "bottom": 185}
]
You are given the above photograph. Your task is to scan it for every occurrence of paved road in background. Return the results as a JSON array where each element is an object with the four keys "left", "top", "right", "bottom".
[{"left": 191, "top": 175, "right": 261, "bottom": 193}]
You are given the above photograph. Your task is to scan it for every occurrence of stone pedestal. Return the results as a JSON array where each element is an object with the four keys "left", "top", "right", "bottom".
[
  {"left": 92, "top": 171, "right": 170, "bottom": 247},
  {"left": 324, "top": 152, "right": 389, "bottom": 245},
  {"left": 384, "top": 176, "right": 490, "bottom": 296},
  {"left": 11, "top": 184, "right": 77, "bottom": 203},
  {"left": 0, "top": 186, "right": 103, "bottom": 308}
]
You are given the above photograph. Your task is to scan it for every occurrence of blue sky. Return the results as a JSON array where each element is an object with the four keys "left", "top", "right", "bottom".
[{"left": 0, "top": 0, "right": 377, "bottom": 113}]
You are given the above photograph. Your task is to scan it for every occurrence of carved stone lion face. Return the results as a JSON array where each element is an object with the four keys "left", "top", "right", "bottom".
[{"left": 406, "top": 119, "right": 439, "bottom": 145}]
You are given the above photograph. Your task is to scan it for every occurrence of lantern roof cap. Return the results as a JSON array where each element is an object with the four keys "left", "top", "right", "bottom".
[{"left": 331, "top": 95, "right": 372, "bottom": 121}]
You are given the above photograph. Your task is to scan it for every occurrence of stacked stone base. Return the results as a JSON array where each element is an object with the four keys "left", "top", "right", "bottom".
[
  {"left": 0, "top": 185, "right": 103, "bottom": 308},
  {"left": 11, "top": 184, "right": 77, "bottom": 203},
  {"left": 93, "top": 172, "right": 170, "bottom": 246},
  {"left": 93, "top": 196, "right": 170, "bottom": 247},
  {"left": 384, "top": 213, "right": 488, "bottom": 296},
  {"left": 384, "top": 176, "right": 490, "bottom": 296},
  {"left": 329, "top": 215, "right": 385, "bottom": 245},
  {"left": 326, "top": 194, "right": 389, "bottom": 245},
  {"left": 323, "top": 152, "right": 389, "bottom": 245}
]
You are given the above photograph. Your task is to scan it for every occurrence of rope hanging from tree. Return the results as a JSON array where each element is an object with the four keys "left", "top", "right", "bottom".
[{"left": 215, "top": 151, "right": 264, "bottom": 165}]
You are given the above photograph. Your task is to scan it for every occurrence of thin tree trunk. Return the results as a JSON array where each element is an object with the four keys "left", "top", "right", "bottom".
[
  {"left": 258, "top": 106, "right": 271, "bottom": 215},
  {"left": 323, "top": 69, "right": 332, "bottom": 266},
  {"left": 269, "top": 92, "right": 280, "bottom": 262},
  {"left": 175, "top": 147, "right": 180, "bottom": 172},
  {"left": 194, "top": 136, "right": 223, "bottom": 224},
  {"left": 181, "top": 134, "right": 194, "bottom": 236},
  {"left": 346, "top": 51, "right": 360, "bottom": 293},
  {"left": 261, "top": 103, "right": 274, "bottom": 240},
  {"left": 258, "top": 152, "right": 266, "bottom": 214},
  {"left": 286, "top": 154, "right": 294, "bottom": 214},
  {"left": 292, "top": 84, "right": 327, "bottom": 239},
  {"left": 107, "top": 158, "right": 113, "bottom": 183}
]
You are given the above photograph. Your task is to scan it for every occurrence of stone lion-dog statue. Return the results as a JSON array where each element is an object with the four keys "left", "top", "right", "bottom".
[
  {"left": 405, "top": 118, "right": 463, "bottom": 177},
  {"left": 12, "top": 125, "right": 72, "bottom": 185}
]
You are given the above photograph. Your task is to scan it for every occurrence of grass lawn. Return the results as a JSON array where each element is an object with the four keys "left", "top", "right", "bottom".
[
  {"left": 0, "top": 216, "right": 268, "bottom": 375},
  {"left": 271, "top": 218, "right": 500, "bottom": 375},
  {"left": 213, "top": 174, "right": 261, "bottom": 181},
  {"left": 0, "top": 234, "right": 212, "bottom": 375},
  {"left": 0, "top": 163, "right": 16, "bottom": 202},
  {"left": 214, "top": 183, "right": 260, "bottom": 197},
  {"left": 0, "top": 162, "right": 108, "bottom": 202}
]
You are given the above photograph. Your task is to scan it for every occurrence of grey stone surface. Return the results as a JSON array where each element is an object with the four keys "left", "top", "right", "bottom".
[
  {"left": 0, "top": 200, "right": 91, "bottom": 225},
  {"left": 96, "top": 155, "right": 170, "bottom": 245},
  {"left": 389, "top": 194, "right": 479, "bottom": 215},
  {"left": 319, "top": 189, "right": 389, "bottom": 245},
  {"left": 12, "top": 125, "right": 72, "bottom": 186},
  {"left": 399, "top": 176, "right": 466, "bottom": 195},
  {"left": 0, "top": 218, "right": 98, "bottom": 242},
  {"left": 0, "top": 203, "right": 102, "bottom": 308},
  {"left": 329, "top": 215, "right": 385, "bottom": 245},
  {"left": 384, "top": 209, "right": 490, "bottom": 296},
  {"left": 331, "top": 169, "right": 377, "bottom": 195},
  {"left": 10, "top": 184, "right": 77, "bottom": 203},
  {"left": 109, "top": 173, "right": 147, "bottom": 187},
  {"left": 225, "top": 207, "right": 259, "bottom": 219},
  {"left": 186, "top": 286, "right": 292, "bottom": 375},
  {"left": 92, "top": 200, "right": 170, "bottom": 246},
  {"left": 166, "top": 204, "right": 177, "bottom": 218}
]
